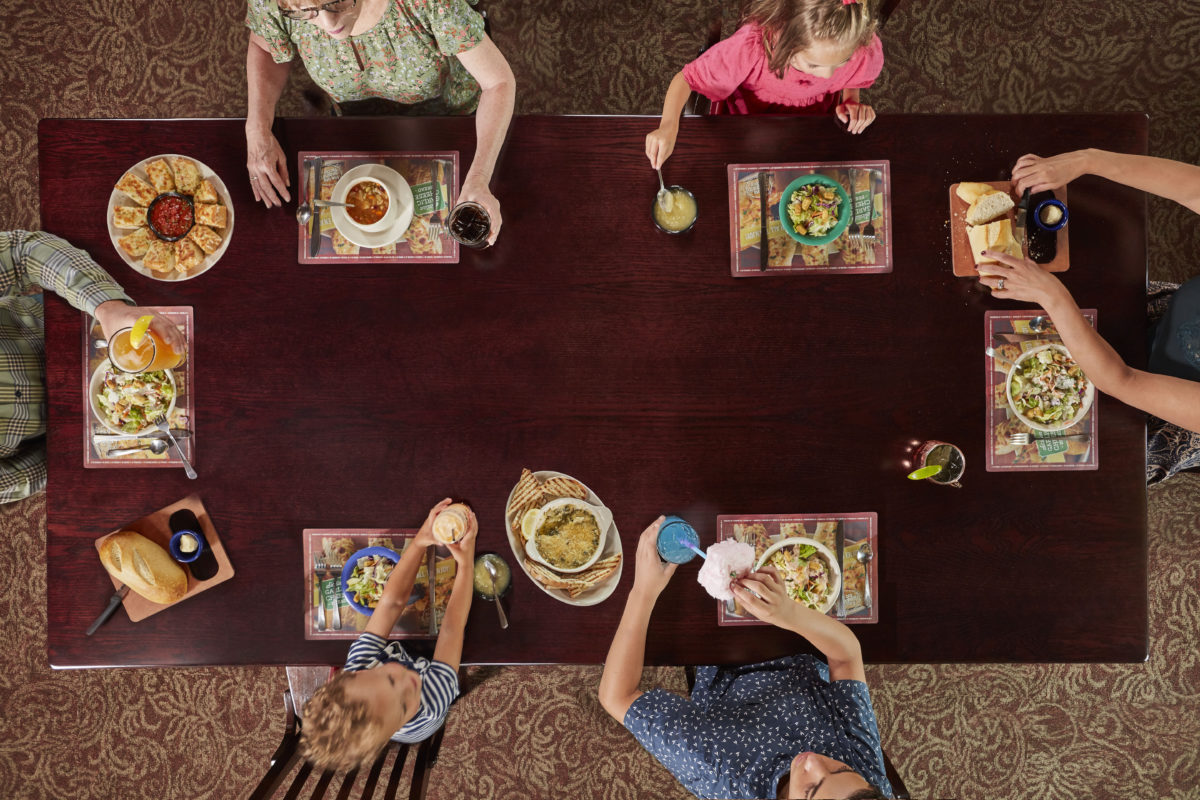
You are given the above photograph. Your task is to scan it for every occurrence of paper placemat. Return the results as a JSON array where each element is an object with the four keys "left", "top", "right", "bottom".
[
  {"left": 727, "top": 161, "right": 892, "bottom": 276},
  {"left": 94, "top": 494, "right": 234, "bottom": 622},
  {"left": 716, "top": 512, "right": 878, "bottom": 625},
  {"left": 82, "top": 307, "right": 194, "bottom": 469},
  {"left": 302, "top": 528, "right": 457, "bottom": 640},
  {"left": 984, "top": 310, "right": 1098, "bottom": 471},
  {"left": 297, "top": 151, "right": 459, "bottom": 264}
]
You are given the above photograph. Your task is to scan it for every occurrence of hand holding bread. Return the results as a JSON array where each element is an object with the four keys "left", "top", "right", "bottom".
[{"left": 98, "top": 530, "right": 188, "bottom": 605}]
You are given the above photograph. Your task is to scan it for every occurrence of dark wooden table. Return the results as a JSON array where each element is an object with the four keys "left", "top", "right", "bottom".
[{"left": 40, "top": 114, "right": 1149, "bottom": 668}]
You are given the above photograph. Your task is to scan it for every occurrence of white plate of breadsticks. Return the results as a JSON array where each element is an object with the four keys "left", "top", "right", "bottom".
[
  {"left": 504, "top": 468, "right": 623, "bottom": 607},
  {"left": 107, "top": 154, "right": 234, "bottom": 281}
]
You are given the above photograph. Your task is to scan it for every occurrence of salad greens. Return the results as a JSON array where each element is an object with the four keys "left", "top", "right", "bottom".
[
  {"left": 1009, "top": 347, "right": 1090, "bottom": 428},
  {"left": 786, "top": 183, "right": 842, "bottom": 238},
  {"left": 346, "top": 554, "right": 395, "bottom": 608},
  {"left": 95, "top": 366, "right": 174, "bottom": 433},
  {"left": 770, "top": 543, "right": 832, "bottom": 610}
]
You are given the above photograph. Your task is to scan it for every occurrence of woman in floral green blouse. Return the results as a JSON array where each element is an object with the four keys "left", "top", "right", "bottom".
[{"left": 245, "top": 0, "right": 514, "bottom": 244}]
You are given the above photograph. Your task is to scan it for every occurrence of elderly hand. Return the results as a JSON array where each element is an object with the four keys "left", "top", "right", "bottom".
[
  {"left": 1012, "top": 151, "right": 1090, "bottom": 195},
  {"left": 93, "top": 301, "right": 186, "bottom": 353},
  {"left": 631, "top": 516, "right": 675, "bottom": 601},
  {"left": 836, "top": 101, "right": 876, "bottom": 135},
  {"left": 976, "top": 250, "right": 1074, "bottom": 309},
  {"left": 245, "top": 126, "right": 291, "bottom": 208},
  {"left": 458, "top": 175, "right": 502, "bottom": 246},
  {"left": 731, "top": 566, "right": 804, "bottom": 631}
]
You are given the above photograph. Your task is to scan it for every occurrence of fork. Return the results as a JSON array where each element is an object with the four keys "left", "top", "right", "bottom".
[
  {"left": 859, "top": 170, "right": 878, "bottom": 242},
  {"left": 314, "top": 558, "right": 327, "bottom": 632},
  {"left": 151, "top": 415, "right": 196, "bottom": 479},
  {"left": 328, "top": 562, "right": 343, "bottom": 630},
  {"left": 845, "top": 167, "right": 861, "bottom": 243},
  {"left": 1009, "top": 432, "right": 1090, "bottom": 446},
  {"left": 429, "top": 221, "right": 445, "bottom": 239}
]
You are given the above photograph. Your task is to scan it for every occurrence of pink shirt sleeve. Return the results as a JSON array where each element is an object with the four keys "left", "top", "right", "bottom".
[
  {"left": 681, "top": 25, "right": 761, "bottom": 102},
  {"left": 839, "top": 35, "right": 884, "bottom": 91}
]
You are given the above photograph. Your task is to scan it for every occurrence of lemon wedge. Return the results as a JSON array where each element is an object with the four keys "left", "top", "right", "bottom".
[
  {"left": 907, "top": 465, "right": 943, "bottom": 481},
  {"left": 520, "top": 508, "right": 539, "bottom": 542},
  {"left": 128, "top": 315, "right": 154, "bottom": 348}
]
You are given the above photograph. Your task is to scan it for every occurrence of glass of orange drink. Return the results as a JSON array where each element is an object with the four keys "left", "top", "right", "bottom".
[{"left": 107, "top": 325, "right": 184, "bottom": 373}]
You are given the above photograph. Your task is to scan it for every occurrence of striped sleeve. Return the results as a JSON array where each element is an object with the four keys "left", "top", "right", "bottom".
[
  {"left": 0, "top": 231, "right": 131, "bottom": 314},
  {"left": 344, "top": 632, "right": 390, "bottom": 670}
]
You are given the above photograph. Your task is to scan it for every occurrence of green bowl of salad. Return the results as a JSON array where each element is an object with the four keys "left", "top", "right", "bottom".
[
  {"left": 1006, "top": 343, "right": 1095, "bottom": 432},
  {"left": 342, "top": 547, "right": 400, "bottom": 615},
  {"left": 778, "top": 175, "right": 852, "bottom": 246}
]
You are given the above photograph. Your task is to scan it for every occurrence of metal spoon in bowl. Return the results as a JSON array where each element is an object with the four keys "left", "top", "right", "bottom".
[
  {"left": 295, "top": 199, "right": 354, "bottom": 225},
  {"left": 483, "top": 559, "right": 509, "bottom": 629},
  {"left": 106, "top": 438, "right": 169, "bottom": 457},
  {"left": 656, "top": 169, "right": 674, "bottom": 213},
  {"left": 856, "top": 543, "right": 874, "bottom": 610}
]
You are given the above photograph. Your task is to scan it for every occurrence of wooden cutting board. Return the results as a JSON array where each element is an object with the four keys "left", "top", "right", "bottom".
[
  {"left": 93, "top": 494, "right": 234, "bottom": 622},
  {"left": 949, "top": 181, "right": 1069, "bottom": 276}
]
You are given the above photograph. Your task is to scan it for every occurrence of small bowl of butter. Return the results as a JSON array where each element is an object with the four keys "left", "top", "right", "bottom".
[
  {"left": 169, "top": 528, "right": 205, "bottom": 564},
  {"left": 1033, "top": 199, "right": 1069, "bottom": 232}
]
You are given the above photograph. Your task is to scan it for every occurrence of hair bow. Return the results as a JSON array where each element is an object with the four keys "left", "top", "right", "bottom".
[{"left": 842, "top": 0, "right": 859, "bottom": 4}]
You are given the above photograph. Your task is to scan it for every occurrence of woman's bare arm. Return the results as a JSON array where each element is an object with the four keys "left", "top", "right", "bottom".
[
  {"left": 1014, "top": 149, "right": 1200, "bottom": 215},
  {"left": 455, "top": 35, "right": 515, "bottom": 244},
  {"left": 245, "top": 33, "right": 294, "bottom": 207}
]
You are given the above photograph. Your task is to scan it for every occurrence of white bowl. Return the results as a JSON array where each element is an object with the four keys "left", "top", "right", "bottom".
[
  {"left": 754, "top": 536, "right": 842, "bottom": 615},
  {"left": 524, "top": 497, "right": 612, "bottom": 574},
  {"left": 1005, "top": 343, "right": 1095, "bottom": 432},
  {"left": 330, "top": 164, "right": 414, "bottom": 248},
  {"left": 341, "top": 178, "right": 394, "bottom": 232},
  {"left": 89, "top": 361, "right": 177, "bottom": 436}
]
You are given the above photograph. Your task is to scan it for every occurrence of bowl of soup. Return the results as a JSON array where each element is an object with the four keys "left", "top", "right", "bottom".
[
  {"left": 652, "top": 185, "right": 698, "bottom": 234},
  {"left": 344, "top": 178, "right": 393, "bottom": 231}
]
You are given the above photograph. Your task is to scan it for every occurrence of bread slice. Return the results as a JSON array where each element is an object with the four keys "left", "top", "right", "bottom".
[
  {"left": 969, "top": 219, "right": 1022, "bottom": 265},
  {"left": 965, "top": 190, "right": 1015, "bottom": 226},
  {"left": 955, "top": 182, "right": 996, "bottom": 204}
]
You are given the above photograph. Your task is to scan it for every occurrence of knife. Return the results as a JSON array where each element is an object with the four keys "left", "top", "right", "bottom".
[
  {"left": 1013, "top": 187, "right": 1030, "bottom": 253},
  {"left": 758, "top": 171, "right": 770, "bottom": 271},
  {"left": 86, "top": 585, "right": 129, "bottom": 636},
  {"left": 308, "top": 157, "right": 323, "bottom": 257},
  {"left": 93, "top": 430, "right": 191, "bottom": 442},
  {"left": 834, "top": 521, "right": 846, "bottom": 618}
]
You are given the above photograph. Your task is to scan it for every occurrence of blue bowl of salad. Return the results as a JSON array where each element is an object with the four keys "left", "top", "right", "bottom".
[
  {"left": 342, "top": 546, "right": 400, "bottom": 615},
  {"left": 778, "top": 175, "right": 852, "bottom": 246}
]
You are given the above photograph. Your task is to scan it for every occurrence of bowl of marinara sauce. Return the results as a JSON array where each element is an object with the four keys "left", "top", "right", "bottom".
[{"left": 146, "top": 192, "right": 195, "bottom": 241}]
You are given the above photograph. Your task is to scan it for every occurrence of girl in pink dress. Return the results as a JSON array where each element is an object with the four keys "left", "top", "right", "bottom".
[{"left": 646, "top": 0, "right": 884, "bottom": 168}]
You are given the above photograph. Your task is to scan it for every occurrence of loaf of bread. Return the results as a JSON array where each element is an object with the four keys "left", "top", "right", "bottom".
[
  {"left": 955, "top": 182, "right": 996, "bottom": 204},
  {"left": 968, "top": 219, "right": 1022, "bottom": 265},
  {"left": 98, "top": 530, "right": 188, "bottom": 605},
  {"left": 965, "top": 190, "right": 1015, "bottom": 226}
]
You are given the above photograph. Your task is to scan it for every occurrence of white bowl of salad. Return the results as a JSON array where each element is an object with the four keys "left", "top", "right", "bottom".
[
  {"left": 1006, "top": 343, "right": 1095, "bottom": 432},
  {"left": 753, "top": 536, "right": 842, "bottom": 615},
  {"left": 89, "top": 361, "right": 177, "bottom": 435},
  {"left": 341, "top": 547, "right": 400, "bottom": 615}
]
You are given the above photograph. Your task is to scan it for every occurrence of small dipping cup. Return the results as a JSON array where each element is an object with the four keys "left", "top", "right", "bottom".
[
  {"left": 656, "top": 515, "right": 701, "bottom": 564},
  {"left": 169, "top": 528, "right": 205, "bottom": 563},
  {"left": 651, "top": 186, "right": 698, "bottom": 235},
  {"left": 473, "top": 553, "right": 512, "bottom": 600},
  {"left": 1033, "top": 199, "right": 1069, "bottom": 232}
]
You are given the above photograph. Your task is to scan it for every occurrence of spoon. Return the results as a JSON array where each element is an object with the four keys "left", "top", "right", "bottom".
[
  {"left": 1028, "top": 315, "right": 1049, "bottom": 333},
  {"left": 483, "top": 559, "right": 509, "bottom": 629},
  {"left": 856, "top": 544, "right": 874, "bottom": 609},
  {"left": 295, "top": 199, "right": 354, "bottom": 225},
  {"left": 656, "top": 169, "right": 674, "bottom": 213},
  {"left": 107, "top": 438, "right": 169, "bottom": 457}
]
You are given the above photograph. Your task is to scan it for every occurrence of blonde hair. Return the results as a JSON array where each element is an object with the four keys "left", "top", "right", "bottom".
[
  {"left": 745, "top": 0, "right": 878, "bottom": 78},
  {"left": 299, "top": 672, "right": 391, "bottom": 772}
]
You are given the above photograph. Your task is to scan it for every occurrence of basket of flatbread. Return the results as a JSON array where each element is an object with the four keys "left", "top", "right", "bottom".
[
  {"left": 504, "top": 468, "right": 623, "bottom": 606},
  {"left": 108, "top": 154, "right": 234, "bottom": 281}
]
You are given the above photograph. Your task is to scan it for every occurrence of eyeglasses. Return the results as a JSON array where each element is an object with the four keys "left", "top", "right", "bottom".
[{"left": 278, "top": 0, "right": 356, "bottom": 21}]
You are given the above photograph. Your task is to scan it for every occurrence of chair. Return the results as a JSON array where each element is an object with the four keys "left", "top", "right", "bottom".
[
  {"left": 683, "top": 666, "right": 910, "bottom": 799},
  {"left": 247, "top": 667, "right": 452, "bottom": 800}
]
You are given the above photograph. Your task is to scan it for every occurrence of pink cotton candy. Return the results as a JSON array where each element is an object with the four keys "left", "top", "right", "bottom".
[{"left": 697, "top": 540, "right": 756, "bottom": 601}]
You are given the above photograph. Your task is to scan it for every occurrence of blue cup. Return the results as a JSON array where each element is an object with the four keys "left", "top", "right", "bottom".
[
  {"left": 656, "top": 515, "right": 700, "bottom": 564},
  {"left": 169, "top": 529, "right": 205, "bottom": 563},
  {"left": 1033, "top": 199, "right": 1069, "bottom": 231}
]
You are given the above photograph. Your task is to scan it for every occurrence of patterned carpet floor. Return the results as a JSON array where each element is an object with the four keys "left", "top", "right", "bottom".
[{"left": 2, "top": 0, "right": 1199, "bottom": 798}]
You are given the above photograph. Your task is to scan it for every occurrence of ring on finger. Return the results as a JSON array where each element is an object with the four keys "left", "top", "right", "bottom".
[
  {"left": 250, "top": 176, "right": 259, "bottom": 181},
  {"left": 997, "top": 278, "right": 1006, "bottom": 290}
]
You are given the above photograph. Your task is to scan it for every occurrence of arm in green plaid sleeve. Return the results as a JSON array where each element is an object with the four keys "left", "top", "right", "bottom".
[
  {"left": 0, "top": 230, "right": 132, "bottom": 313},
  {"left": 0, "top": 441, "right": 47, "bottom": 505}
]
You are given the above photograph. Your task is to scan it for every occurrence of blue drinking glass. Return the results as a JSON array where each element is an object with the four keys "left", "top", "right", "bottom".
[{"left": 656, "top": 515, "right": 700, "bottom": 564}]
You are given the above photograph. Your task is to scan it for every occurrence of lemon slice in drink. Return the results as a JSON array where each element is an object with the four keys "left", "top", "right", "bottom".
[
  {"left": 907, "top": 465, "right": 943, "bottom": 480},
  {"left": 128, "top": 315, "right": 155, "bottom": 348},
  {"left": 520, "top": 508, "right": 539, "bottom": 542}
]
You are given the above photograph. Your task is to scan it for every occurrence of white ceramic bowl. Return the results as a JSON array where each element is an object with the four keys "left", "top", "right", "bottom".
[
  {"left": 341, "top": 178, "right": 394, "bottom": 232},
  {"left": 524, "top": 497, "right": 612, "bottom": 574},
  {"left": 1005, "top": 343, "right": 1095, "bottom": 432},
  {"left": 89, "top": 361, "right": 177, "bottom": 436},
  {"left": 754, "top": 536, "right": 842, "bottom": 615}
]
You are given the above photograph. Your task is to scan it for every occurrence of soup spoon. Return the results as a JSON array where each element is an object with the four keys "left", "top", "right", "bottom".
[
  {"left": 656, "top": 169, "right": 674, "bottom": 213},
  {"left": 295, "top": 199, "right": 354, "bottom": 225},
  {"left": 483, "top": 559, "right": 509, "bottom": 629},
  {"left": 107, "top": 438, "right": 169, "bottom": 457},
  {"left": 855, "top": 543, "right": 873, "bottom": 609}
]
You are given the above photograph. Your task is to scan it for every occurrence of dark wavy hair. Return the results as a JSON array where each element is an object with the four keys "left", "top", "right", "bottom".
[{"left": 745, "top": 0, "right": 878, "bottom": 78}]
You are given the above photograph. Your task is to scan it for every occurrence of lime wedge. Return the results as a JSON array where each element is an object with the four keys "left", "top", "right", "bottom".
[
  {"left": 907, "top": 465, "right": 943, "bottom": 481},
  {"left": 128, "top": 315, "right": 154, "bottom": 348}
]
